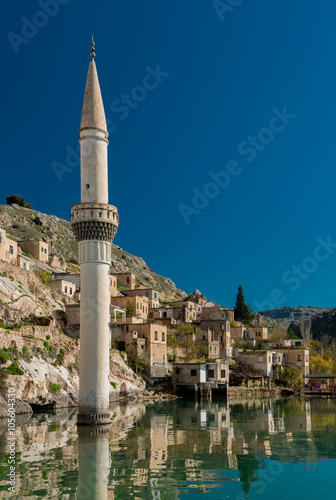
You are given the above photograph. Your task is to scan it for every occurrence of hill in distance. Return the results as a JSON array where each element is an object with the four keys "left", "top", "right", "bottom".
[{"left": 0, "top": 204, "right": 186, "bottom": 302}]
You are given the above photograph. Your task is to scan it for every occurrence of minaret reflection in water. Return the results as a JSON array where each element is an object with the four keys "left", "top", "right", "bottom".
[{"left": 76, "top": 425, "right": 111, "bottom": 500}]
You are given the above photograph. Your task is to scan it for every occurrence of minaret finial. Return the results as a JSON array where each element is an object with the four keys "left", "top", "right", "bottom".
[{"left": 90, "top": 33, "right": 95, "bottom": 60}]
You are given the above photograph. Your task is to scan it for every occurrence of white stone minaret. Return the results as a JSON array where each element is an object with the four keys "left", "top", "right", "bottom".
[{"left": 71, "top": 36, "right": 118, "bottom": 425}]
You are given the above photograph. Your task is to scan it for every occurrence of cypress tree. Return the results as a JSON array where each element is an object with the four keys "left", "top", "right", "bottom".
[{"left": 234, "top": 285, "right": 255, "bottom": 324}]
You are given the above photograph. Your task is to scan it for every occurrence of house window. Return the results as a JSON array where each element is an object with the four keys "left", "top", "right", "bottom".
[
  {"left": 23, "top": 263, "right": 26, "bottom": 269},
  {"left": 163, "top": 312, "right": 167, "bottom": 318},
  {"left": 45, "top": 248, "right": 47, "bottom": 254},
  {"left": 154, "top": 293, "right": 157, "bottom": 299},
  {"left": 41, "top": 247, "right": 44, "bottom": 253},
  {"left": 191, "top": 369, "right": 197, "bottom": 376},
  {"left": 69, "top": 288, "right": 73, "bottom": 295},
  {"left": 65, "top": 286, "right": 68, "bottom": 293},
  {"left": 297, "top": 354, "right": 302, "bottom": 362},
  {"left": 221, "top": 370, "right": 226, "bottom": 378},
  {"left": 141, "top": 345, "right": 144, "bottom": 349},
  {"left": 176, "top": 368, "right": 180, "bottom": 375},
  {"left": 127, "top": 277, "right": 129, "bottom": 283},
  {"left": 0, "top": 233, "right": 2, "bottom": 244},
  {"left": 154, "top": 331, "right": 158, "bottom": 340},
  {"left": 208, "top": 370, "right": 215, "bottom": 378},
  {"left": 162, "top": 332, "right": 165, "bottom": 342},
  {"left": 9, "top": 246, "right": 14, "bottom": 255}
]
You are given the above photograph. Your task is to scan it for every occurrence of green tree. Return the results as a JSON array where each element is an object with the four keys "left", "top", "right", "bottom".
[
  {"left": 126, "top": 303, "right": 137, "bottom": 317},
  {"left": 6, "top": 194, "right": 33, "bottom": 209},
  {"left": 126, "top": 344, "right": 148, "bottom": 374},
  {"left": 234, "top": 285, "right": 255, "bottom": 324}
]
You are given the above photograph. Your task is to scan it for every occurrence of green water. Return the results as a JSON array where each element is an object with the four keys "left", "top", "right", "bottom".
[{"left": 0, "top": 397, "right": 335, "bottom": 499}]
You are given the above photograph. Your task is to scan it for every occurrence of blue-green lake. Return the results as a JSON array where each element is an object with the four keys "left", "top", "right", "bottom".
[{"left": 0, "top": 396, "right": 335, "bottom": 499}]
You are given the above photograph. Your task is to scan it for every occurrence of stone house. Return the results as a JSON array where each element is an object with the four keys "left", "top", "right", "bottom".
[
  {"left": 206, "top": 329, "right": 232, "bottom": 358},
  {"left": 201, "top": 306, "right": 234, "bottom": 322},
  {"left": 111, "top": 322, "right": 168, "bottom": 379},
  {"left": 111, "top": 295, "right": 149, "bottom": 320},
  {"left": 273, "top": 348, "right": 309, "bottom": 376},
  {"left": 114, "top": 272, "right": 136, "bottom": 290},
  {"left": 18, "top": 240, "right": 49, "bottom": 263},
  {"left": 109, "top": 275, "right": 118, "bottom": 297},
  {"left": 235, "top": 349, "right": 273, "bottom": 377},
  {"left": 3, "top": 233, "right": 18, "bottom": 265},
  {"left": 52, "top": 279, "right": 77, "bottom": 297},
  {"left": 123, "top": 287, "right": 159, "bottom": 309},
  {"left": 53, "top": 273, "right": 81, "bottom": 290},
  {"left": 0, "top": 228, "right": 30, "bottom": 270},
  {"left": 17, "top": 254, "right": 30, "bottom": 271},
  {"left": 0, "top": 228, "right": 6, "bottom": 262},
  {"left": 172, "top": 361, "right": 229, "bottom": 396},
  {"left": 149, "top": 306, "right": 177, "bottom": 327},
  {"left": 170, "top": 301, "right": 199, "bottom": 322},
  {"left": 231, "top": 326, "right": 268, "bottom": 342}
]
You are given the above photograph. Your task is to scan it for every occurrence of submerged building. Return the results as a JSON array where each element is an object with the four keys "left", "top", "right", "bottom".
[{"left": 71, "top": 37, "right": 119, "bottom": 425}]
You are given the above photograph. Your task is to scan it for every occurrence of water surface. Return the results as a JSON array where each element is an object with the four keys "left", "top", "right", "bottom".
[{"left": 0, "top": 396, "right": 335, "bottom": 499}]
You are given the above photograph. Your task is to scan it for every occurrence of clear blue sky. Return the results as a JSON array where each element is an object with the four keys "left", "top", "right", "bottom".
[{"left": 1, "top": 1, "right": 336, "bottom": 310}]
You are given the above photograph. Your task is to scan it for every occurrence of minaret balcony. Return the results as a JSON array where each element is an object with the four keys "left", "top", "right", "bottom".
[{"left": 71, "top": 202, "right": 118, "bottom": 243}]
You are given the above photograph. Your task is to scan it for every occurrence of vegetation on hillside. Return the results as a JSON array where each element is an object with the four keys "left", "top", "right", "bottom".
[{"left": 6, "top": 194, "right": 33, "bottom": 209}]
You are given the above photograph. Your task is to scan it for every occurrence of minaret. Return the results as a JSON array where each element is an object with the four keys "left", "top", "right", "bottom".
[{"left": 71, "top": 36, "right": 118, "bottom": 425}]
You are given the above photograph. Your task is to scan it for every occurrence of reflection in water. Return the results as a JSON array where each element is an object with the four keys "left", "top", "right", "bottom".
[
  {"left": 77, "top": 426, "right": 110, "bottom": 500},
  {"left": 0, "top": 397, "right": 335, "bottom": 498}
]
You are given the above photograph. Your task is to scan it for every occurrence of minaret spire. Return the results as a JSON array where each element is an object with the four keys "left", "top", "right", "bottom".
[
  {"left": 90, "top": 33, "right": 95, "bottom": 60},
  {"left": 71, "top": 37, "right": 119, "bottom": 426}
]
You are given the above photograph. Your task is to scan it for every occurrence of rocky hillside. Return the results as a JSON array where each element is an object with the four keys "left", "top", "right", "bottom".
[
  {"left": 259, "top": 307, "right": 336, "bottom": 341},
  {"left": 288, "top": 309, "right": 336, "bottom": 341},
  {"left": 0, "top": 204, "right": 186, "bottom": 301},
  {"left": 260, "top": 306, "right": 333, "bottom": 325}
]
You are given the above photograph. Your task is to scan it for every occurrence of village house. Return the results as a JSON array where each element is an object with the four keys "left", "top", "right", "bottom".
[
  {"left": 201, "top": 305, "right": 234, "bottom": 322},
  {"left": 1, "top": 228, "right": 30, "bottom": 270},
  {"left": 18, "top": 240, "right": 49, "bottom": 263},
  {"left": 206, "top": 328, "right": 232, "bottom": 358},
  {"left": 3, "top": 232, "right": 18, "bottom": 265},
  {"left": 123, "top": 287, "right": 159, "bottom": 308},
  {"left": 149, "top": 306, "right": 177, "bottom": 326},
  {"left": 53, "top": 273, "right": 81, "bottom": 290},
  {"left": 111, "top": 295, "right": 149, "bottom": 320},
  {"left": 170, "top": 300, "right": 199, "bottom": 322},
  {"left": 273, "top": 348, "right": 309, "bottom": 376},
  {"left": 17, "top": 254, "right": 30, "bottom": 271},
  {"left": 52, "top": 279, "right": 77, "bottom": 297},
  {"left": 114, "top": 272, "right": 136, "bottom": 290},
  {"left": 172, "top": 361, "right": 229, "bottom": 397},
  {"left": 111, "top": 322, "right": 168, "bottom": 379},
  {"left": 235, "top": 349, "right": 274, "bottom": 377},
  {"left": 109, "top": 275, "right": 118, "bottom": 298},
  {"left": 235, "top": 347, "right": 310, "bottom": 378},
  {"left": 231, "top": 326, "right": 269, "bottom": 342}
]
